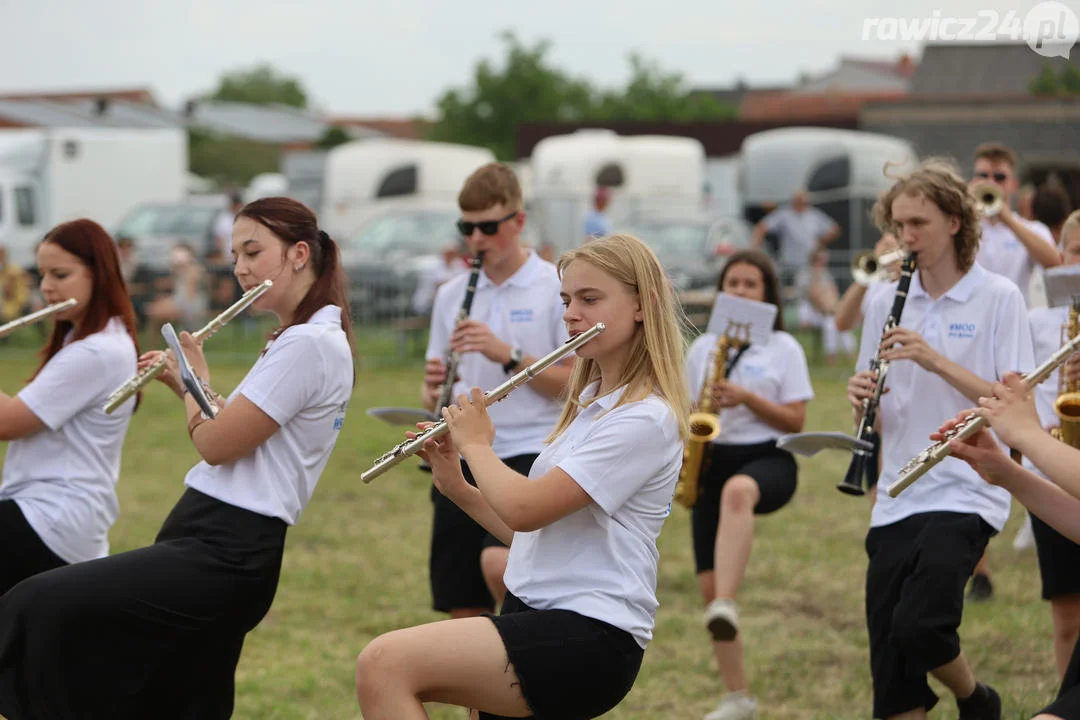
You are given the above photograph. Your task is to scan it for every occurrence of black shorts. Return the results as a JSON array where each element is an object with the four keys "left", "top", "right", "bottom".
[
  {"left": 1031, "top": 511, "right": 1080, "bottom": 600},
  {"left": 0, "top": 499, "right": 67, "bottom": 598},
  {"left": 1043, "top": 630, "right": 1080, "bottom": 718},
  {"left": 478, "top": 591, "right": 644, "bottom": 720},
  {"left": 864, "top": 512, "right": 994, "bottom": 718},
  {"left": 430, "top": 453, "right": 538, "bottom": 613},
  {"left": 691, "top": 441, "right": 798, "bottom": 574}
]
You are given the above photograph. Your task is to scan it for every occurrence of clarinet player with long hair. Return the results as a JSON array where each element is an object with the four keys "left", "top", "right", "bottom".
[
  {"left": 847, "top": 160, "right": 1034, "bottom": 720},
  {"left": 0, "top": 197, "right": 355, "bottom": 719},
  {"left": 0, "top": 219, "right": 139, "bottom": 596}
]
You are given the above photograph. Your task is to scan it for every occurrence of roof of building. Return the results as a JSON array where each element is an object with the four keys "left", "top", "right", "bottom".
[
  {"left": 910, "top": 43, "right": 1080, "bottom": 96},
  {"left": 0, "top": 87, "right": 158, "bottom": 104},
  {"left": 327, "top": 116, "right": 433, "bottom": 140}
]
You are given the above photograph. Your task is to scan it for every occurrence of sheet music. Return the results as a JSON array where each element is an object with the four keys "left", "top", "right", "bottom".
[
  {"left": 706, "top": 293, "right": 777, "bottom": 345},
  {"left": 1044, "top": 264, "right": 1080, "bottom": 308},
  {"left": 162, "top": 323, "right": 217, "bottom": 419}
]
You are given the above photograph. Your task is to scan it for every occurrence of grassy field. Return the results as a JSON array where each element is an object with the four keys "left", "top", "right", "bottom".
[{"left": 0, "top": 330, "right": 1064, "bottom": 719}]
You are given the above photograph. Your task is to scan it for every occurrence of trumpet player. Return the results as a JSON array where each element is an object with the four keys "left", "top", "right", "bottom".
[
  {"left": 848, "top": 159, "right": 1034, "bottom": 720},
  {"left": 0, "top": 219, "right": 139, "bottom": 597},
  {"left": 0, "top": 198, "right": 355, "bottom": 719},
  {"left": 356, "top": 234, "right": 688, "bottom": 720},
  {"left": 421, "top": 163, "right": 572, "bottom": 620},
  {"left": 686, "top": 250, "right": 813, "bottom": 720},
  {"left": 1023, "top": 212, "right": 1080, "bottom": 679}
]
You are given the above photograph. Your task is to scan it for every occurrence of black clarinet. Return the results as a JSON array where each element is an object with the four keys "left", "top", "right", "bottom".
[
  {"left": 837, "top": 252, "right": 917, "bottom": 496},
  {"left": 435, "top": 251, "right": 486, "bottom": 414}
]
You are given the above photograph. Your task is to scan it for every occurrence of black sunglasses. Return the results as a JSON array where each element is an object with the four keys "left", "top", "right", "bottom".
[
  {"left": 457, "top": 211, "right": 518, "bottom": 237},
  {"left": 975, "top": 171, "right": 1009, "bottom": 183}
]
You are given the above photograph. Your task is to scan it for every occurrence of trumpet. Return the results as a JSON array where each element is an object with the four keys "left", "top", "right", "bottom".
[
  {"left": 888, "top": 326, "right": 1080, "bottom": 497},
  {"left": 852, "top": 249, "right": 907, "bottom": 287},
  {"left": 103, "top": 280, "right": 272, "bottom": 414},
  {"left": 972, "top": 181, "right": 1004, "bottom": 218},
  {"left": 0, "top": 298, "right": 77, "bottom": 339},
  {"left": 361, "top": 322, "right": 605, "bottom": 484}
]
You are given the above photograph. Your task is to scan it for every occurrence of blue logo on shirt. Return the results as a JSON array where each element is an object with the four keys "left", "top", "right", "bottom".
[
  {"left": 333, "top": 417, "right": 344, "bottom": 431},
  {"left": 740, "top": 364, "right": 767, "bottom": 378},
  {"left": 510, "top": 308, "right": 534, "bottom": 323},
  {"left": 948, "top": 322, "right": 976, "bottom": 339}
]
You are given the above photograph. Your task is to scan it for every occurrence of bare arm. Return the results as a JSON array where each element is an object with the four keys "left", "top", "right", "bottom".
[{"left": 1000, "top": 208, "right": 1061, "bottom": 269}]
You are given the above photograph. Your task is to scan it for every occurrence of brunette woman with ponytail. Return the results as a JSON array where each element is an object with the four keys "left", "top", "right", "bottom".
[
  {"left": 0, "top": 198, "right": 356, "bottom": 720},
  {"left": 0, "top": 218, "right": 139, "bottom": 597}
]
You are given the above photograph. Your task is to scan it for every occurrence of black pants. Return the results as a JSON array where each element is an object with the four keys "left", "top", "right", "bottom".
[
  {"left": 0, "top": 500, "right": 67, "bottom": 598},
  {"left": 430, "top": 454, "right": 538, "bottom": 613},
  {"left": 864, "top": 511, "right": 994, "bottom": 718},
  {"left": 1043, "top": 631, "right": 1080, "bottom": 718},
  {"left": 0, "top": 488, "right": 287, "bottom": 720}
]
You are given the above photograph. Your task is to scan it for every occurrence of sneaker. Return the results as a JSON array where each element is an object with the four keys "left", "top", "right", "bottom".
[
  {"left": 704, "top": 691, "right": 757, "bottom": 720},
  {"left": 956, "top": 682, "right": 1001, "bottom": 720},
  {"left": 1013, "top": 514, "right": 1035, "bottom": 551},
  {"left": 966, "top": 573, "right": 994, "bottom": 603},
  {"left": 704, "top": 598, "right": 739, "bottom": 641}
]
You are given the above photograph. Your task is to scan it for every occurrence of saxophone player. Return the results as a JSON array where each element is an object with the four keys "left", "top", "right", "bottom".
[
  {"left": 1023, "top": 211, "right": 1080, "bottom": 681},
  {"left": 847, "top": 158, "right": 1034, "bottom": 720},
  {"left": 421, "top": 163, "right": 572, "bottom": 618},
  {"left": 685, "top": 249, "right": 813, "bottom": 720}
]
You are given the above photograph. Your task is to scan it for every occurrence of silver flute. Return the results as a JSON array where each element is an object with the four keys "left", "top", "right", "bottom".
[
  {"left": 888, "top": 329, "right": 1080, "bottom": 497},
  {"left": 103, "top": 280, "right": 272, "bottom": 414},
  {"left": 0, "top": 298, "right": 77, "bottom": 339},
  {"left": 361, "top": 322, "right": 605, "bottom": 484}
]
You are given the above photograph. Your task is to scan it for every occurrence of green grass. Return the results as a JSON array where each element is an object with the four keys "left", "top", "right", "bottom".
[{"left": 0, "top": 340, "right": 1062, "bottom": 719}]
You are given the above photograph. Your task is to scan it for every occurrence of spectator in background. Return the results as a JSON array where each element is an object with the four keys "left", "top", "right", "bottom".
[
  {"left": 1033, "top": 184, "right": 1074, "bottom": 245},
  {"left": 0, "top": 246, "right": 30, "bottom": 325},
  {"left": 751, "top": 190, "right": 840, "bottom": 291},
  {"left": 115, "top": 237, "right": 154, "bottom": 330},
  {"left": 583, "top": 186, "right": 613, "bottom": 241},
  {"left": 1018, "top": 183, "right": 1036, "bottom": 221},
  {"left": 213, "top": 193, "right": 244, "bottom": 258},
  {"left": 412, "top": 241, "right": 469, "bottom": 317},
  {"left": 793, "top": 247, "right": 855, "bottom": 366},
  {"left": 145, "top": 244, "right": 207, "bottom": 335}
]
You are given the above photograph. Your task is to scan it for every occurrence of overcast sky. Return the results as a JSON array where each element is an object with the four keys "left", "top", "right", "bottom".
[{"left": 0, "top": 0, "right": 1071, "bottom": 116}]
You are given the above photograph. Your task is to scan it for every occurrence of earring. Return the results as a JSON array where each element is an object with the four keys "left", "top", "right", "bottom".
[{"left": 295, "top": 263, "right": 305, "bottom": 272}]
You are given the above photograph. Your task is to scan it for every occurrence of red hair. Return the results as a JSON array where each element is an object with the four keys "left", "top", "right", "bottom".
[{"left": 31, "top": 219, "right": 142, "bottom": 409}]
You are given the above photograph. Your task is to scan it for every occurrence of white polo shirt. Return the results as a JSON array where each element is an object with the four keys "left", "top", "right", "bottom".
[
  {"left": 185, "top": 305, "right": 352, "bottom": 525},
  {"left": 503, "top": 382, "right": 683, "bottom": 649},
  {"left": 685, "top": 329, "right": 814, "bottom": 445},
  {"left": 858, "top": 264, "right": 1034, "bottom": 532},
  {"left": 975, "top": 217, "right": 1056, "bottom": 306},
  {"left": 0, "top": 317, "right": 137, "bottom": 563},
  {"left": 861, "top": 280, "right": 895, "bottom": 320},
  {"left": 426, "top": 251, "right": 568, "bottom": 458}
]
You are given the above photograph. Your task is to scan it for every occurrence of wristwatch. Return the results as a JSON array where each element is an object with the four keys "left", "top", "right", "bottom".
[{"left": 503, "top": 346, "right": 524, "bottom": 373}]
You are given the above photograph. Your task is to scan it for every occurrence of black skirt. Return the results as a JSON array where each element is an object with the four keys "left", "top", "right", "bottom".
[{"left": 0, "top": 487, "right": 287, "bottom": 720}]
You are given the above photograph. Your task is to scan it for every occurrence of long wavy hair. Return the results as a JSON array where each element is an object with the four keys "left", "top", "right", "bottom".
[
  {"left": 873, "top": 157, "right": 981, "bottom": 272},
  {"left": 548, "top": 233, "right": 691, "bottom": 443},
  {"left": 32, "top": 219, "right": 141, "bottom": 409}
]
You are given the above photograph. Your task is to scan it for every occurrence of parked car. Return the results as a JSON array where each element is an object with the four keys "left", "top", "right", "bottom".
[
  {"left": 113, "top": 195, "right": 229, "bottom": 271},
  {"left": 341, "top": 208, "right": 462, "bottom": 322}
]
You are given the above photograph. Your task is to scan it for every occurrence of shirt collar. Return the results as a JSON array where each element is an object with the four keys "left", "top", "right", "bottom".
[
  {"left": 309, "top": 305, "right": 343, "bottom": 326},
  {"left": 477, "top": 250, "right": 542, "bottom": 291},
  {"left": 578, "top": 380, "right": 628, "bottom": 410},
  {"left": 908, "top": 263, "right": 985, "bottom": 304}
]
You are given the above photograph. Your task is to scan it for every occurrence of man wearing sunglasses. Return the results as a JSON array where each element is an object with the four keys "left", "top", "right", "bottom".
[
  {"left": 966, "top": 142, "right": 1060, "bottom": 605},
  {"left": 971, "top": 142, "right": 1060, "bottom": 310},
  {"left": 421, "top": 162, "right": 573, "bottom": 621}
]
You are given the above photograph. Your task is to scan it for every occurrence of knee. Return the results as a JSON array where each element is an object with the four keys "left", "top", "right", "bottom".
[
  {"left": 480, "top": 548, "right": 507, "bottom": 587},
  {"left": 1052, "top": 597, "right": 1080, "bottom": 640},
  {"left": 721, "top": 475, "right": 759, "bottom": 515},
  {"left": 355, "top": 634, "right": 407, "bottom": 705}
]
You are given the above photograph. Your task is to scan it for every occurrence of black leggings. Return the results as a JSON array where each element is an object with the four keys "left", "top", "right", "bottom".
[{"left": 0, "top": 499, "right": 67, "bottom": 598}]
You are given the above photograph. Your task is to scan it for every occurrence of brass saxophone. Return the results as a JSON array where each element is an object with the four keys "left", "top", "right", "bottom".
[
  {"left": 673, "top": 321, "right": 749, "bottom": 509},
  {"left": 1053, "top": 297, "right": 1080, "bottom": 446}
]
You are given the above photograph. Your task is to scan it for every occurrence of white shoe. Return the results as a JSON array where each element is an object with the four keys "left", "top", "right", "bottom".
[
  {"left": 1013, "top": 514, "right": 1035, "bottom": 551},
  {"left": 704, "top": 598, "right": 739, "bottom": 641},
  {"left": 704, "top": 691, "right": 757, "bottom": 720}
]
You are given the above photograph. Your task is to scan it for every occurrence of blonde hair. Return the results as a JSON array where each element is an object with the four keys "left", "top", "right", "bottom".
[
  {"left": 1062, "top": 210, "right": 1080, "bottom": 248},
  {"left": 548, "top": 234, "right": 691, "bottom": 443},
  {"left": 872, "top": 157, "right": 981, "bottom": 272}
]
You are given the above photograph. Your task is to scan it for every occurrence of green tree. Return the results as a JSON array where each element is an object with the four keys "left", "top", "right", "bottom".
[
  {"left": 427, "top": 31, "right": 595, "bottom": 160},
  {"left": 1061, "top": 64, "right": 1080, "bottom": 95},
  {"left": 187, "top": 128, "right": 280, "bottom": 186},
  {"left": 315, "top": 125, "right": 353, "bottom": 149},
  {"left": 1030, "top": 64, "right": 1062, "bottom": 96},
  {"left": 209, "top": 63, "right": 308, "bottom": 108},
  {"left": 587, "top": 53, "right": 737, "bottom": 122}
]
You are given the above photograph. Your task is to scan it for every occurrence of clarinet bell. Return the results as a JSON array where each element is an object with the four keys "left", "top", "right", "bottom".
[{"left": 837, "top": 453, "right": 868, "bottom": 496}]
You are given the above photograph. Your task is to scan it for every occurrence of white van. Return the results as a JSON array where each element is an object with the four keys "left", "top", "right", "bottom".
[{"left": 0, "top": 127, "right": 187, "bottom": 269}]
